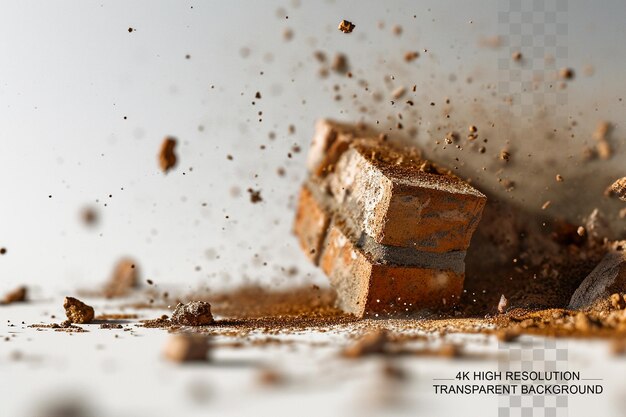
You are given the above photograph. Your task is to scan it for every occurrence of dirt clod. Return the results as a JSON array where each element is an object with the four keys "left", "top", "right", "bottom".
[{"left": 159, "top": 137, "right": 178, "bottom": 173}]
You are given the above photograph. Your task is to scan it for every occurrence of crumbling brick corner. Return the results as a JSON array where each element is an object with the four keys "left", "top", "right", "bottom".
[{"left": 294, "top": 119, "right": 487, "bottom": 318}]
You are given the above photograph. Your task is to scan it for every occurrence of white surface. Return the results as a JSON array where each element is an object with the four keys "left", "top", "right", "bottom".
[{"left": 1, "top": 297, "right": 624, "bottom": 417}]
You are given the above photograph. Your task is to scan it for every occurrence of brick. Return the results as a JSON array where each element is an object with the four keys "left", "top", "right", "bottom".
[
  {"left": 319, "top": 222, "right": 463, "bottom": 317},
  {"left": 294, "top": 119, "right": 486, "bottom": 317},
  {"left": 327, "top": 141, "right": 486, "bottom": 252}
]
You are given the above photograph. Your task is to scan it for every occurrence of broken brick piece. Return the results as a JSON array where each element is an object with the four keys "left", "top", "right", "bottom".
[
  {"left": 319, "top": 222, "right": 463, "bottom": 317},
  {"left": 163, "top": 333, "right": 211, "bottom": 362},
  {"left": 63, "top": 297, "right": 95, "bottom": 324},
  {"left": 171, "top": 301, "right": 214, "bottom": 326},
  {"left": 293, "top": 185, "right": 331, "bottom": 264}
]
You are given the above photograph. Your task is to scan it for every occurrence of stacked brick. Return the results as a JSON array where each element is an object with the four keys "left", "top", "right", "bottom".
[{"left": 294, "top": 120, "right": 487, "bottom": 317}]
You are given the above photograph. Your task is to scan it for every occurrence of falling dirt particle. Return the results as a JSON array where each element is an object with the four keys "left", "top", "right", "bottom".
[
  {"left": 609, "top": 177, "right": 626, "bottom": 202},
  {"left": 255, "top": 91, "right": 262, "bottom": 99},
  {"left": 391, "top": 25, "right": 403, "bottom": 36},
  {"left": 247, "top": 188, "right": 263, "bottom": 203},
  {"left": 0, "top": 247, "right": 6, "bottom": 255},
  {"left": 163, "top": 333, "right": 211, "bottom": 362},
  {"left": 331, "top": 53, "right": 349, "bottom": 74},
  {"left": 146, "top": 279, "right": 154, "bottom": 285},
  {"left": 404, "top": 51, "right": 420, "bottom": 62},
  {"left": 541, "top": 201, "right": 551, "bottom": 210},
  {"left": 159, "top": 137, "right": 178, "bottom": 173},
  {"left": 597, "top": 140, "right": 612, "bottom": 160},
  {"left": 63, "top": 297, "right": 95, "bottom": 324},
  {"left": 80, "top": 206, "right": 98, "bottom": 226},
  {"left": 1, "top": 286, "right": 27, "bottom": 305},
  {"left": 468, "top": 125, "right": 477, "bottom": 133},
  {"left": 283, "top": 28, "right": 294, "bottom": 41},
  {"left": 128, "top": 27, "right": 134, "bottom": 33},
  {"left": 497, "top": 294, "right": 508, "bottom": 314},
  {"left": 556, "top": 174, "right": 564, "bottom": 182},
  {"left": 313, "top": 50, "right": 326, "bottom": 62},
  {"left": 512, "top": 51, "right": 522, "bottom": 61},
  {"left": 576, "top": 226, "right": 586, "bottom": 237},
  {"left": 499, "top": 150, "right": 511, "bottom": 162},
  {"left": 185, "top": 54, "right": 191, "bottom": 59},
  {"left": 171, "top": 301, "right": 214, "bottom": 326},
  {"left": 559, "top": 67, "right": 575, "bottom": 80},
  {"left": 620, "top": 208, "right": 626, "bottom": 219},
  {"left": 338, "top": 20, "right": 355, "bottom": 33},
  {"left": 257, "top": 368, "right": 285, "bottom": 386}
]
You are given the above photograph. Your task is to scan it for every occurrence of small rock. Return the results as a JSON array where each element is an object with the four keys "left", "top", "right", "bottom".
[
  {"left": 63, "top": 297, "right": 95, "bottom": 324},
  {"left": 163, "top": 333, "right": 211, "bottom": 362},
  {"left": 568, "top": 244, "right": 626, "bottom": 310},
  {"left": 171, "top": 301, "right": 214, "bottom": 326}
]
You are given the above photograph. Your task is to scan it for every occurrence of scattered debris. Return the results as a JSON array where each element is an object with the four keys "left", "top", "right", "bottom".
[
  {"left": 63, "top": 297, "right": 95, "bottom": 324},
  {"left": 171, "top": 301, "right": 214, "bottom": 326}
]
